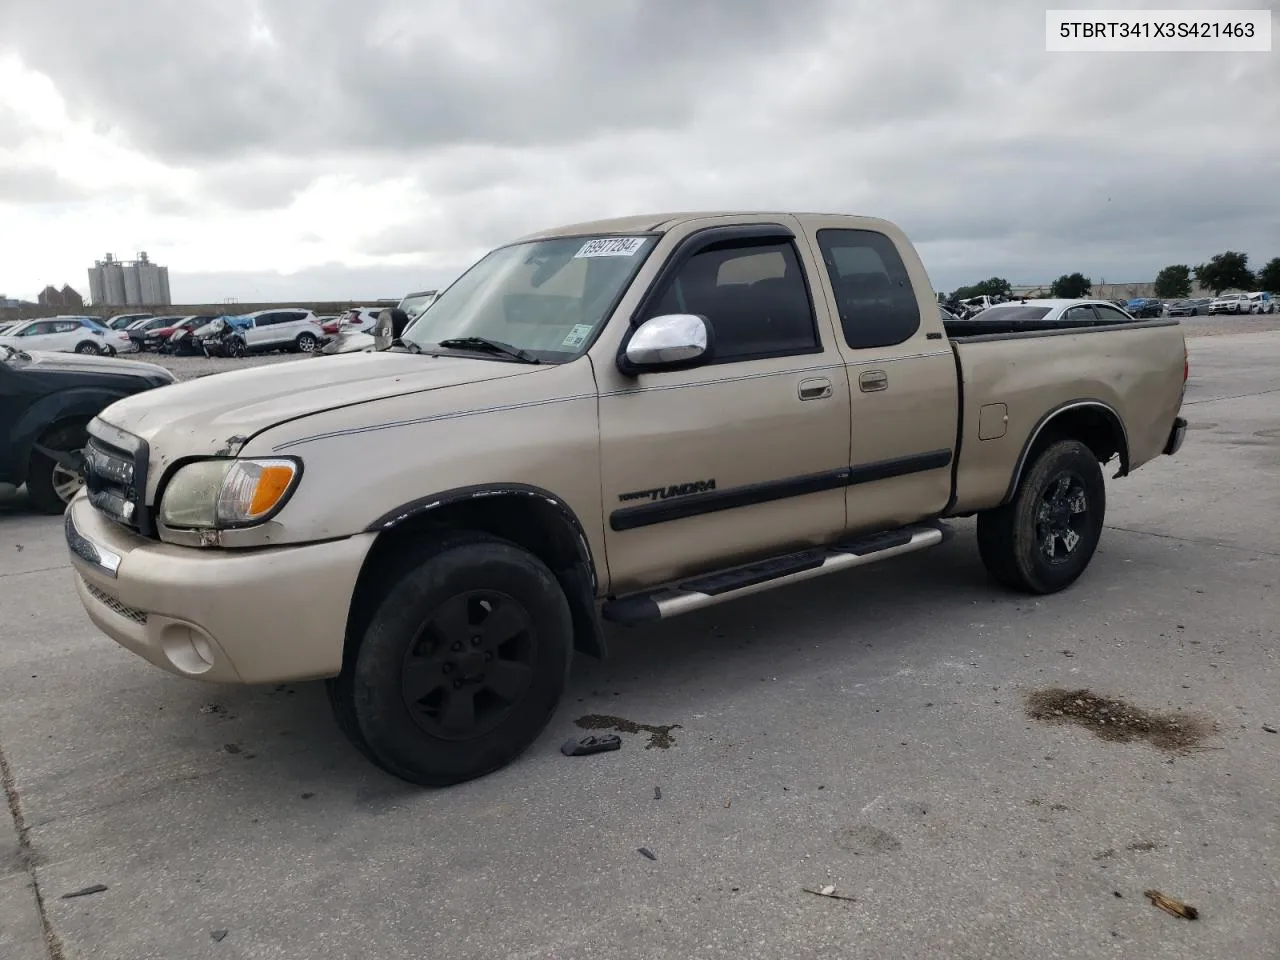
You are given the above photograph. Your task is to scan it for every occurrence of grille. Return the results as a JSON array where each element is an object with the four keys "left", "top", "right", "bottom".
[{"left": 82, "top": 577, "right": 148, "bottom": 624}]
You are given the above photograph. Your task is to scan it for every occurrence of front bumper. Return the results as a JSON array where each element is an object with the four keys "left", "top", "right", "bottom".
[
  {"left": 1164, "top": 416, "right": 1187, "bottom": 456},
  {"left": 65, "top": 495, "right": 376, "bottom": 684}
]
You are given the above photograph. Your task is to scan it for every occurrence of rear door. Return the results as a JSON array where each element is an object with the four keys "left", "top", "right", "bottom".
[{"left": 799, "top": 217, "right": 959, "bottom": 535}]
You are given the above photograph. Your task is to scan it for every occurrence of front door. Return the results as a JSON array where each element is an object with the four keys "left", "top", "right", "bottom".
[
  {"left": 243, "top": 315, "right": 274, "bottom": 349},
  {"left": 594, "top": 222, "right": 852, "bottom": 594},
  {"left": 802, "top": 220, "right": 959, "bottom": 534}
]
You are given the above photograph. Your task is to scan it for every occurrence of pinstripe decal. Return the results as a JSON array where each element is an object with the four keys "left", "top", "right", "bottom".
[{"left": 270, "top": 393, "right": 598, "bottom": 451}]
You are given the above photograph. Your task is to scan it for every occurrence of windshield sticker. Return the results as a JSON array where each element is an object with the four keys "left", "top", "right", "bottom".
[
  {"left": 574, "top": 237, "right": 646, "bottom": 258},
  {"left": 561, "top": 323, "right": 595, "bottom": 348}
]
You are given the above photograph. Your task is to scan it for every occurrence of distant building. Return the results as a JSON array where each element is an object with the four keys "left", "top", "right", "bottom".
[
  {"left": 88, "top": 252, "right": 171, "bottom": 307},
  {"left": 36, "top": 284, "right": 85, "bottom": 308}
]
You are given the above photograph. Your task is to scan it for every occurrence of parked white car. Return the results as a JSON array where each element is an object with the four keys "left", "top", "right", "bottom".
[
  {"left": 0, "top": 316, "right": 134, "bottom": 355},
  {"left": 236, "top": 308, "right": 327, "bottom": 354},
  {"left": 948, "top": 298, "right": 1138, "bottom": 325},
  {"left": 1209, "top": 293, "right": 1250, "bottom": 314},
  {"left": 1245, "top": 292, "right": 1275, "bottom": 314}
]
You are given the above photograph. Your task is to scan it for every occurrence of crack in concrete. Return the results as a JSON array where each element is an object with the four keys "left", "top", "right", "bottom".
[
  {"left": 0, "top": 739, "right": 65, "bottom": 960},
  {"left": 1105, "top": 524, "right": 1280, "bottom": 558},
  {"left": 1183, "top": 386, "right": 1280, "bottom": 405},
  {"left": 0, "top": 565, "right": 70, "bottom": 581}
]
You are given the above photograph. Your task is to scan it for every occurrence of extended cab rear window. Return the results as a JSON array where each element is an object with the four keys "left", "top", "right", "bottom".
[{"left": 814, "top": 229, "right": 921, "bottom": 349}]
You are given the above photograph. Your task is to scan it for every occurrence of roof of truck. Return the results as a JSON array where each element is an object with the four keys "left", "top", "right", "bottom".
[{"left": 514, "top": 211, "right": 885, "bottom": 241}]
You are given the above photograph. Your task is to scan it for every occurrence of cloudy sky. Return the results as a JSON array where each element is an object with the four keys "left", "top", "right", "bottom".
[{"left": 0, "top": 0, "right": 1276, "bottom": 304}]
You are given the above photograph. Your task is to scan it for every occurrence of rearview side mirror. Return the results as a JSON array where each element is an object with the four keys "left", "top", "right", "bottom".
[{"left": 618, "top": 313, "right": 713, "bottom": 375}]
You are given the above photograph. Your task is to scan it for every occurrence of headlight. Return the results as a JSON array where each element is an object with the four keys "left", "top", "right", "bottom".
[{"left": 160, "top": 458, "right": 301, "bottom": 529}]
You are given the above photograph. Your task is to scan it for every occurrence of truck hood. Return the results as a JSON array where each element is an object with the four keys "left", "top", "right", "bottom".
[{"left": 95, "top": 350, "right": 547, "bottom": 453}]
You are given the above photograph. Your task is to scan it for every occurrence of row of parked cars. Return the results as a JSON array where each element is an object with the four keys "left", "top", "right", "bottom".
[
  {"left": 0, "top": 291, "right": 441, "bottom": 362},
  {"left": 1127, "top": 292, "right": 1274, "bottom": 318}
]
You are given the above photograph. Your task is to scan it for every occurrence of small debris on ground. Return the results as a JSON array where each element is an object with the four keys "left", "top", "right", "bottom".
[
  {"left": 223, "top": 743, "right": 241, "bottom": 755},
  {"left": 300, "top": 792, "right": 315, "bottom": 800},
  {"left": 61, "top": 884, "right": 108, "bottom": 899},
  {"left": 560, "top": 734, "right": 621, "bottom": 757},
  {"left": 1127, "top": 840, "right": 1161, "bottom": 852},
  {"left": 211, "top": 930, "right": 228, "bottom": 942},
  {"left": 654, "top": 786, "right": 662, "bottom": 800},
  {"left": 575, "top": 714, "right": 681, "bottom": 749},
  {"left": 1144, "top": 889, "right": 1199, "bottom": 920},
  {"left": 199, "top": 703, "right": 226, "bottom": 715},
  {"left": 1262, "top": 725, "right": 1277, "bottom": 734},
  {"left": 637, "top": 847, "right": 657, "bottom": 861},
  {"left": 1025, "top": 687, "right": 1211, "bottom": 751},
  {"left": 803, "top": 885, "right": 857, "bottom": 902}
]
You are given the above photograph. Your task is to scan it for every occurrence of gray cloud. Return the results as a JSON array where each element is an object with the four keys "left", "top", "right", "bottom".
[
  {"left": 1, "top": 0, "right": 1278, "bottom": 299},
  {"left": 0, "top": 164, "right": 86, "bottom": 202}
]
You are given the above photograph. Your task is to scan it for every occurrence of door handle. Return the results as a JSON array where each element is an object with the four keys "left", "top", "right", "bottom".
[
  {"left": 798, "top": 377, "right": 832, "bottom": 400},
  {"left": 859, "top": 370, "right": 888, "bottom": 392}
]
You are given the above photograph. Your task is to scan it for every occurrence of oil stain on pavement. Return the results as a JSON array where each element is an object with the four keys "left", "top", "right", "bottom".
[{"left": 575, "top": 714, "right": 682, "bottom": 749}]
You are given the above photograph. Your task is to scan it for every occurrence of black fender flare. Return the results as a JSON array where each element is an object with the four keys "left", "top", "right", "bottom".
[
  {"left": 365, "top": 483, "right": 606, "bottom": 658},
  {"left": 1002, "top": 399, "right": 1130, "bottom": 504}
]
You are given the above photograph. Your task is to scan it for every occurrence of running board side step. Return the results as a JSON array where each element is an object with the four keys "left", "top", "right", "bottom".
[{"left": 601, "top": 523, "right": 947, "bottom": 625}]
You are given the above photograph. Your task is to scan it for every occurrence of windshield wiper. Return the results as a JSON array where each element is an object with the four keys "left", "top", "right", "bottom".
[{"left": 437, "top": 337, "right": 540, "bottom": 364}]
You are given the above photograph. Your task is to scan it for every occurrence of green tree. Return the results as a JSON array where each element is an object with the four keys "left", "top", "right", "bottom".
[
  {"left": 1049, "top": 273, "right": 1092, "bottom": 298},
  {"left": 1153, "top": 265, "right": 1192, "bottom": 299},
  {"left": 949, "top": 277, "right": 1012, "bottom": 301},
  {"left": 1193, "top": 251, "right": 1255, "bottom": 295},
  {"left": 1257, "top": 257, "right": 1280, "bottom": 293}
]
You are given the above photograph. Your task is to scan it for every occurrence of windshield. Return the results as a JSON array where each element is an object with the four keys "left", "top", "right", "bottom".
[{"left": 401, "top": 234, "right": 657, "bottom": 361}]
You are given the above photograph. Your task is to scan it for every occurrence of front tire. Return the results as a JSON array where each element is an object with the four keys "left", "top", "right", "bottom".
[
  {"left": 976, "top": 439, "right": 1105, "bottom": 594},
  {"left": 26, "top": 422, "right": 88, "bottom": 514},
  {"left": 225, "top": 337, "right": 246, "bottom": 358},
  {"left": 332, "top": 533, "right": 573, "bottom": 786}
]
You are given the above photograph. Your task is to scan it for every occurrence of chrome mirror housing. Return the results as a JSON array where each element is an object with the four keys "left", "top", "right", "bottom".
[{"left": 623, "top": 314, "right": 711, "bottom": 370}]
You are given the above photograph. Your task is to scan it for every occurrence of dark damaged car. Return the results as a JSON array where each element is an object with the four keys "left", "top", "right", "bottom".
[{"left": 1, "top": 344, "right": 175, "bottom": 513}]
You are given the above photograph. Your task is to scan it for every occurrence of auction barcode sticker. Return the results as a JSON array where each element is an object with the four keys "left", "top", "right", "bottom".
[
  {"left": 575, "top": 237, "right": 646, "bottom": 258},
  {"left": 1046, "top": 9, "right": 1271, "bottom": 50}
]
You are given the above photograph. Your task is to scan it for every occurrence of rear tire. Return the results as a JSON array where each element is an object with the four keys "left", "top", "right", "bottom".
[
  {"left": 26, "top": 421, "right": 88, "bottom": 514},
  {"left": 296, "top": 332, "right": 318, "bottom": 353},
  {"left": 226, "top": 337, "right": 246, "bottom": 358},
  {"left": 332, "top": 532, "right": 573, "bottom": 786},
  {"left": 74, "top": 341, "right": 100, "bottom": 355},
  {"left": 976, "top": 439, "right": 1105, "bottom": 594}
]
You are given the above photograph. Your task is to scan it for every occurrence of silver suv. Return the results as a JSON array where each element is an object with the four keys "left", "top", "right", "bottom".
[{"left": 238, "top": 309, "right": 326, "bottom": 353}]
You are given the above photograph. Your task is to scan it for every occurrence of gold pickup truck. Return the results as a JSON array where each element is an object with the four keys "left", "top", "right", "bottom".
[{"left": 65, "top": 212, "right": 1189, "bottom": 786}]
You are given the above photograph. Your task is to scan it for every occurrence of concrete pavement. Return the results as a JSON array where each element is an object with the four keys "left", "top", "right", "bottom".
[{"left": 2, "top": 331, "right": 1279, "bottom": 959}]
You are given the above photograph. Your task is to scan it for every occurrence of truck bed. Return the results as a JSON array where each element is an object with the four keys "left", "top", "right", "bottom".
[{"left": 945, "top": 317, "right": 1187, "bottom": 516}]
